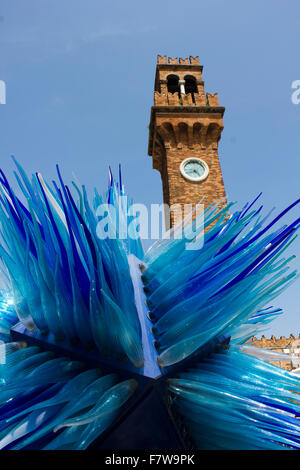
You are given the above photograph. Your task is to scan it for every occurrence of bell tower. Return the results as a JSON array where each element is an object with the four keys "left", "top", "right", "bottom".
[{"left": 148, "top": 55, "right": 226, "bottom": 227}]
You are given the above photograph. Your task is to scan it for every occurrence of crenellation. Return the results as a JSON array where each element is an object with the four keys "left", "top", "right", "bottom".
[
  {"left": 179, "top": 58, "right": 189, "bottom": 65},
  {"left": 194, "top": 93, "right": 206, "bottom": 106},
  {"left": 157, "top": 55, "right": 167, "bottom": 64},
  {"left": 168, "top": 57, "right": 178, "bottom": 65},
  {"left": 189, "top": 56, "right": 200, "bottom": 65},
  {"left": 167, "top": 92, "right": 180, "bottom": 106},
  {"left": 157, "top": 55, "right": 201, "bottom": 66},
  {"left": 154, "top": 91, "right": 221, "bottom": 108},
  {"left": 181, "top": 94, "right": 192, "bottom": 105},
  {"left": 154, "top": 92, "right": 168, "bottom": 106}
]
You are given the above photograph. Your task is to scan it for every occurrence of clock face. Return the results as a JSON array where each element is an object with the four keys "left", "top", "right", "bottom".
[{"left": 180, "top": 158, "right": 209, "bottom": 182}]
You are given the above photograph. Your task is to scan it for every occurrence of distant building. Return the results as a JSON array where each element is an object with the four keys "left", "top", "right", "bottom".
[{"left": 249, "top": 334, "right": 300, "bottom": 371}]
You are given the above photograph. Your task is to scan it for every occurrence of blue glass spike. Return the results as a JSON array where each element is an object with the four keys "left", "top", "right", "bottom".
[
  {"left": 55, "top": 185, "right": 90, "bottom": 305},
  {"left": 36, "top": 177, "right": 71, "bottom": 286},
  {"left": 65, "top": 185, "right": 98, "bottom": 270}
]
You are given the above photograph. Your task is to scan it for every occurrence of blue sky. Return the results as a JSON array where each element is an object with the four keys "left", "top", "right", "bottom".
[{"left": 0, "top": 0, "right": 300, "bottom": 336}]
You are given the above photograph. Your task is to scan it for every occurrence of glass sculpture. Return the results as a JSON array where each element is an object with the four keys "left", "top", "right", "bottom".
[{"left": 0, "top": 158, "right": 299, "bottom": 449}]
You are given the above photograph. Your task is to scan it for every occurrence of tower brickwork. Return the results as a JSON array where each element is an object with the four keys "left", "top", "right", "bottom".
[{"left": 148, "top": 55, "right": 226, "bottom": 227}]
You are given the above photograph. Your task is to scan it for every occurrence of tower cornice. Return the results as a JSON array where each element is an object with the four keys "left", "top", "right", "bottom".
[{"left": 148, "top": 105, "right": 225, "bottom": 156}]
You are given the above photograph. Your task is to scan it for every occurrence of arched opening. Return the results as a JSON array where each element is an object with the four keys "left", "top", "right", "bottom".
[
  {"left": 184, "top": 75, "right": 198, "bottom": 103},
  {"left": 167, "top": 75, "right": 180, "bottom": 94}
]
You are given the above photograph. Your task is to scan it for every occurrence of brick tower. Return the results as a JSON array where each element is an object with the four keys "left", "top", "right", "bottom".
[{"left": 148, "top": 55, "right": 226, "bottom": 227}]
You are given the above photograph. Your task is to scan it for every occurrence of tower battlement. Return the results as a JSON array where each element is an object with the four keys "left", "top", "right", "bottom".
[
  {"left": 148, "top": 54, "right": 226, "bottom": 227},
  {"left": 157, "top": 55, "right": 200, "bottom": 65},
  {"left": 153, "top": 91, "right": 219, "bottom": 107}
]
